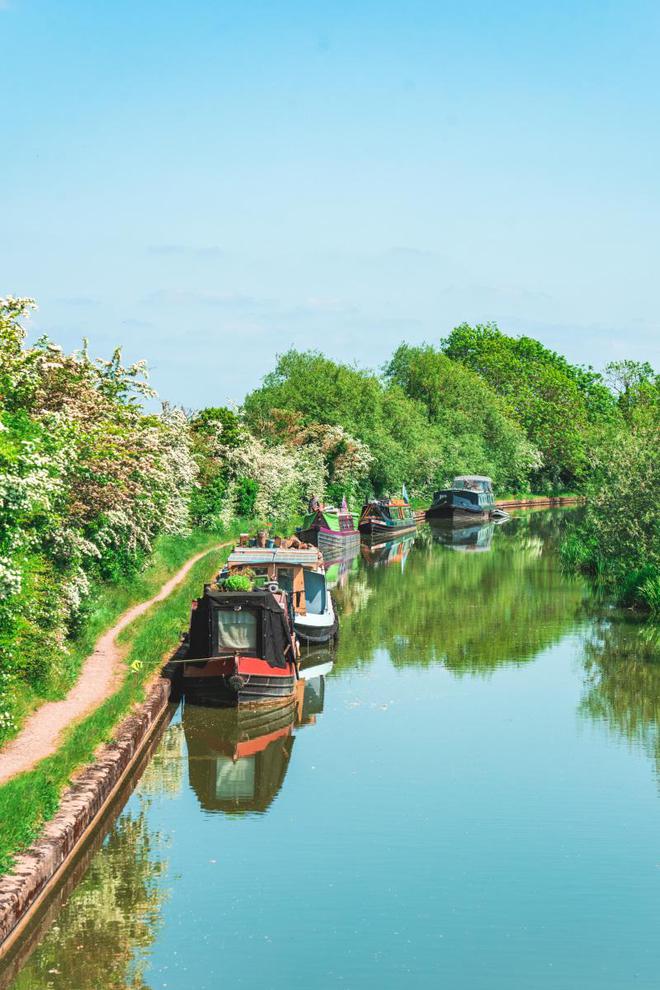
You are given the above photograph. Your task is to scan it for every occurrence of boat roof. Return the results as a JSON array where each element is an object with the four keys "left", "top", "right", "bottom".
[
  {"left": 453, "top": 475, "right": 493, "bottom": 482},
  {"left": 227, "top": 546, "right": 321, "bottom": 567},
  {"left": 202, "top": 588, "right": 286, "bottom": 612}
]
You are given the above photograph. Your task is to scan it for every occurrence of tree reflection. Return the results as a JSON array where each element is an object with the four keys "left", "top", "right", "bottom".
[
  {"left": 9, "top": 784, "right": 171, "bottom": 990},
  {"left": 580, "top": 616, "right": 660, "bottom": 771},
  {"left": 334, "top": 511, "right": 589, "bottom": 675}
]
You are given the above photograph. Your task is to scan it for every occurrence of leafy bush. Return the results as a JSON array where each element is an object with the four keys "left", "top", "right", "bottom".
[
  {"left": 236, "top": 477, "right": 259, "bottom": 517},
  {"left": 0, "top": 298, "right": 197, "bottom": 736},
  {"left": 560, "top": 395, "right": 659, "bottom": 613},
  {"left": 223, "top": 574, "right": 253, "bottom": 592}
]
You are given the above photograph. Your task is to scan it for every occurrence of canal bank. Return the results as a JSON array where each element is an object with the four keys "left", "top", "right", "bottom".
[
  {"left": 0, "top": 679, "right": 173, "bottom": 959},
  {"left": 2, "top": 509, "right": 659, "bottom": 989},
  {"left": 0, "top": 534, "right": 245, "bottom": 914}
]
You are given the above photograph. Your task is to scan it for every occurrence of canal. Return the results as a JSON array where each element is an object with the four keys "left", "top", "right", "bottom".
[{"left": 2, "top": 510, "right": 659, "bottom": 989}]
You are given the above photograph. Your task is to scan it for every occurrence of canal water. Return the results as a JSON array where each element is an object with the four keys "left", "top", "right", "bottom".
[{"left": 2, "top": 510, "right": 659, "bottom": 989}]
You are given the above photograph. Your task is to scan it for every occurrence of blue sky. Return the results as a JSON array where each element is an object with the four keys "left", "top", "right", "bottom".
[{"left": 2, "top": 0, "right": 659, "bottom": 408}]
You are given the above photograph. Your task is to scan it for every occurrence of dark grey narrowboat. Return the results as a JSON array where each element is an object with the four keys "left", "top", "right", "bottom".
[{"left": 426, "top": 475, "right": 497, "bottom": 522}]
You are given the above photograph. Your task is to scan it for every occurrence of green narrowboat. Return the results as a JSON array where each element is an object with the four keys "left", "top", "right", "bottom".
[
  {"left": 296, "top": 503, "right": 360, "bottom": 558},
  {"left": 358, "top": 495, "right": 416, "bottom": 542}
]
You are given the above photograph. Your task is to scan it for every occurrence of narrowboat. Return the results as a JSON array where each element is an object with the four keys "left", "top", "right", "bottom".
[
  {"left": 426, "top": 475, "right": 498, "bottom": 522},
  {"left": 358, "top": 496, "right": 416, "bottom": 542},
  {"left": 180, "top": 586, "right": 298, "bottom": 705},
  {"left": 223, "top": 545, "right": 338, "bottom": 645},
  {"left": 296, "top": 502, "right": 360, "bottom": 558}
]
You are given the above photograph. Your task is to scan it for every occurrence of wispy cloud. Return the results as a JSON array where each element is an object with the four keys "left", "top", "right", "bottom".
[
  {"left": 141, "top": 288, "right": 273, "bottom": 310},
  {"left": 147, "top": 244, "right": 224, "bottom": 258},
  {"left": 121, "top": 317, "right": 154, "bottom": 329},
  {"left": 56, "top": 295, "right": 99, "bottom": 307},
  {"left": 385, "top": 246, "right": 436, "bottom": 259}
]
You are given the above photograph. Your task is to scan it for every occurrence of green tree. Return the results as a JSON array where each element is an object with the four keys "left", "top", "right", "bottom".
[
  {"left": 385, "top": 343, "right": 540, "bottom": 490},
  {"left": 441, "top": 322, "right": 620, "bottom": 488}
]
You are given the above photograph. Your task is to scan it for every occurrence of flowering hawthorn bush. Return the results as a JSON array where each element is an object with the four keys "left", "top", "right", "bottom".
[{"left": 0, "top": 298, "right": 198, "bottom": 737}]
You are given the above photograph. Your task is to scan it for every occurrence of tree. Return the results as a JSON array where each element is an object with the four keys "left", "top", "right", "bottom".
[{"left": 441, "top": 322, "right": 619, "bottom": 487}]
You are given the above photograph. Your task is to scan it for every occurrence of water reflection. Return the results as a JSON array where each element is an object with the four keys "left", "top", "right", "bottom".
[
  {"left": 184, "top": 660, "right": 333, "bottom": 814},
  {"left": 360, "top": 534, "right": 415, "bottom": 569},
  {"left": 184, "top": 699, "right": 297, "bottom": 814},
  {"left": 3, "top": 727, "right": 174, "bottom": 990},
  {"left": 429, "top": 519, "right": 498, "bottom": 552},
  {"left": 324, "top": 551, "right": 360, "bottom": 591},
  {"left": 580, "top": 615, "right": 660, "bottom": 772},
  {"left": 335, "top": 511, "right": 589, "bottom": 675}
]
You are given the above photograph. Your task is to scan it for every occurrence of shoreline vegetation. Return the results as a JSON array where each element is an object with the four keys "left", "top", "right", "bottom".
[
  {"left": 2, "top": 296, "right": 658, "bottom": 740},
  {"left": 0, "top": 296, "right": 657, "bottom": 868}
]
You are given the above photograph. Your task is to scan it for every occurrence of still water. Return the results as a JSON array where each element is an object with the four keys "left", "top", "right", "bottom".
[{"left": 3, "top": 511, "right": 660, "bottom": 989}]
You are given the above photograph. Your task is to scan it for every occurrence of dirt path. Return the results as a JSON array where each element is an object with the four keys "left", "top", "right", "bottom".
[{"left": 0, "top": 542, "right": 228, "bottom": 786}]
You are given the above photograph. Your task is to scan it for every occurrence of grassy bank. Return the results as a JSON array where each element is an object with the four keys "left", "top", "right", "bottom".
[
  {"left": 5, "top": 530, "right": 226, "bottom": 747},
  {"left": 0, "top": 530, "right": 240, "bottom": 875}
]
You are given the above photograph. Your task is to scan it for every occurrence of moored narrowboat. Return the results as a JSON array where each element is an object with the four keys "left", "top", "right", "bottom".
[
  {"left": 358, "top": 495, "right": 416, "bottom": 542},
  {"left": 223, "top": 545, "right": 338, "bottom": 645},
  {"left": 426, "top": 475, "right": 497, "bottom": 522},
  {"left": 180, "top": 587, "right": 298, "bottom": 705},
  {"left": 296, "top": 502, "right": 360, "bottom": 558}
]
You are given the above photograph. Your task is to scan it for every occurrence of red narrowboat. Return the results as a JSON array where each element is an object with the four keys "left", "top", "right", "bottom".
[{"left": 180, "top": 587, "right": 298, "bottom": 705}]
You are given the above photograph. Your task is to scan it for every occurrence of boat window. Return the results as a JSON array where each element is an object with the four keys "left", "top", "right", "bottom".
[
  {"left": 303, "top": 570, "right": 327, "bottom": 615},
  {"left": 277, "top": 568, "right": 293, "bottom": 593},
  {"left": 215, "top": 756, "right": 255, "bottom": 800},
  {"left": 215, "top": 609, "right": 257, "bottom": 652}
]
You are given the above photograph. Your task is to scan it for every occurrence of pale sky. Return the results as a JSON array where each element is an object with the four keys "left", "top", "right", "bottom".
[{"left": 2, "top": 0, "right": 659, "bottom": 407}]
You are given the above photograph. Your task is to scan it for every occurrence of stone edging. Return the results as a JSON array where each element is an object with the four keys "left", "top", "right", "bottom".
[
  {"left": 0, "top": 677, "right": 172, "bottom": 957},
  {"left": 495, "top": 496, "right": 582, "bottom": 509}
]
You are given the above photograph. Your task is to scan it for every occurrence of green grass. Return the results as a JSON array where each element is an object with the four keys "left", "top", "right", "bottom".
[
  {"left": 0, "top": 531, "right": 240, "bottom": 875},
  {"left": 5, "top": 530, "right": 226, "bottom": 746}
]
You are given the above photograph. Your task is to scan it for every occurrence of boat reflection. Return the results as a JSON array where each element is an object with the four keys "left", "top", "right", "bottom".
[
  {"left": 298, "top": 651, "right": 334, "bottom": 727},
  {"left": 183, "top": 657, "right": 333, "bottom": 813},
  {"left": 323, "top": 547, "right": 360, "bottom": 590},
  {"left": 429, "top": 519, "right": 501, "bottom": 552},
  {"left": 360, "top": 533, "right": 415, "bottom": 569}
]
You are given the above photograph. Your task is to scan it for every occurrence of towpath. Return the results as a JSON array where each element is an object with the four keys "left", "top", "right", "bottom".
[{"left": 0, "top": 542, "right": 229, "bottom": 785}]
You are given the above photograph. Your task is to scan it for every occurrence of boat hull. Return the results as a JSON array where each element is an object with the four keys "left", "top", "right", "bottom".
[
  {"left": 294, "top": 613, "right": 339, "bottom": 645},
  {"left": 426, "top": 504, "right": 491, "bottom": 522},
  {"left": 359, "top": 520, "right": 417, "bottom": 542},
  {"left": 297, "top": 525, "right": 361, "bottom": 556},
  {"left": 182, "top": 655, "right": 296, "bottom": 706}
]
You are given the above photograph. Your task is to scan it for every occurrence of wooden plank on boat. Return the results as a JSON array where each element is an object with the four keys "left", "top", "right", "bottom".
[{"left": 227, "top": 547, "right": 321, "bottom": 567}]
